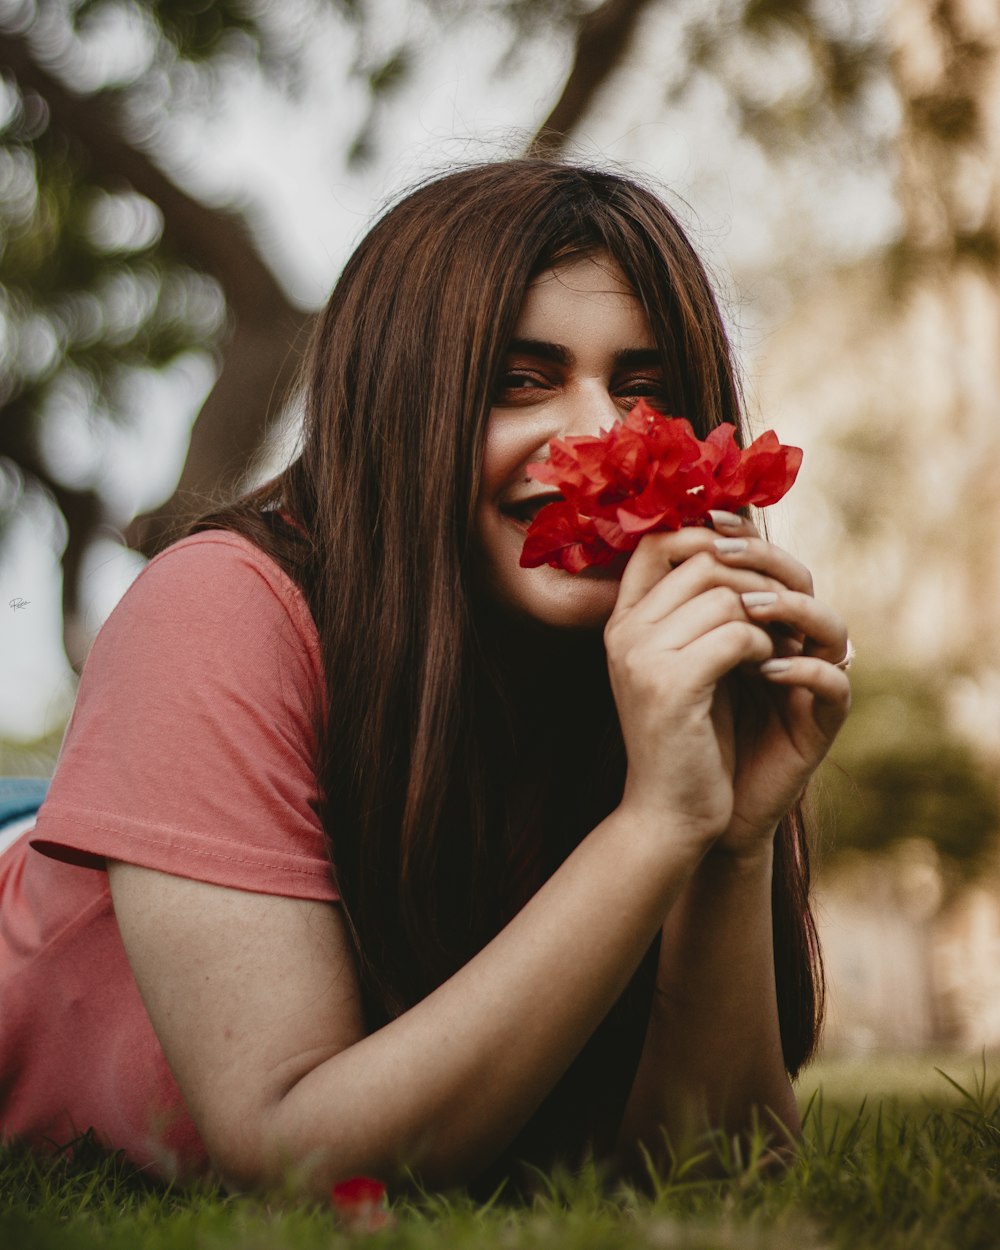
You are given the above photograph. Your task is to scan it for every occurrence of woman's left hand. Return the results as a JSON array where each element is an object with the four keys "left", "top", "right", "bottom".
[{"left": 706, "top": 511, "right": 851, "bottom": 857}]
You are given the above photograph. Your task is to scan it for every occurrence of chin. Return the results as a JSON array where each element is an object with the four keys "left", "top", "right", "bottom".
[
  {"left": 472, "top": 513, "right": 624, "bottom": 631},
  {"left": 487, "top": 564, "right": 621, "bottom": 632}
]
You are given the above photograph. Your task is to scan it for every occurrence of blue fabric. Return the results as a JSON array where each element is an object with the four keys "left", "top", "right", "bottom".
[{"left": 0, "top": 777, "right": 50, "bottom": 830}]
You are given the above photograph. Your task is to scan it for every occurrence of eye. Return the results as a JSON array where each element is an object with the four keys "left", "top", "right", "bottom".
[
  {"left": 500, "top": 371, "right": 544, "bottom": 389},
  {"left": 492, "top": 366, "right": 554, "bottom": 404},
  {"left": 616, "top": 375, "right": 671, "bottom": 411}
]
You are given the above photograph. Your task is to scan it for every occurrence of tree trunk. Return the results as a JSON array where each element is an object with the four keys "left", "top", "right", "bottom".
[
  {"left": 0, "top": 29, "right": 308, "bottom": 560},
  {"left": 528, "top": 0, "right": 660, "bottom": 153}
]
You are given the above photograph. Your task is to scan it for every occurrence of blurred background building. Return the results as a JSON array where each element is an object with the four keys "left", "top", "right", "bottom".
[{"left": 2, "top": 0, "right": 999, "bottom": 1059}]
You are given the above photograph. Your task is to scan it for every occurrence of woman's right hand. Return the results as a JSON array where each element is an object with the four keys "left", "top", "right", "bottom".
[{"left": 603, "top": 528, "right": 781, "bottom": 845}]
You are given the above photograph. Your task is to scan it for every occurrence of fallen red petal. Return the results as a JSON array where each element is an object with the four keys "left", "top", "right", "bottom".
[{"left": 330, "top": 1175, "right": 387, "bottom": 1208}]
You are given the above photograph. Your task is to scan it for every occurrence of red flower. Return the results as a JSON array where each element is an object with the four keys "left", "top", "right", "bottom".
[
  {"left": 519, "top": 500, "right": 620, "bottom": 572},
  {"left": 330, "top": 1176, "right": 392, "bottom": 1231},
  {"left": 519, "top": 400, "right": 802, "bottom": 572}
]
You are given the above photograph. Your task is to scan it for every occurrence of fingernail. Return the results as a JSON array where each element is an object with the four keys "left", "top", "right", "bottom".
[
  {"left": 709, "top": 510, "right": 743, "bottom": 530},
  {"left": 714, "top": 538, "right": 748, "bottom": 555},
  {"left": 760, "top": 658, "right": 792, "bottom": 675},
  {"left": 742, "top": 591, "right": 777, "bottom": 608}
]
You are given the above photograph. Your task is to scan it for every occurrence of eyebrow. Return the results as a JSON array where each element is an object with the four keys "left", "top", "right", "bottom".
[{"left": 505, "top": 339, "right": 661, "bottom": 370}]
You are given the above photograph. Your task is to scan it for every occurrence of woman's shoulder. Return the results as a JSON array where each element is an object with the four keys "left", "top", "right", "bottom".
[
  {"left": 138, "top": 527, "right": 313, "bottom": 628},
  {"left": 97, "top": 527, "right": 321, "bottom": 678},
  {"left": 30, "top": 526, "right": 333, "bottom": 899}
]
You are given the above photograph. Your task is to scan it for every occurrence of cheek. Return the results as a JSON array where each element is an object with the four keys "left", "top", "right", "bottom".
[
  {"left": 480, "top": 412, "right": 553, "bottom": 491},
  {"left": 480, "top": 444, "right": 515, "bottom": 500}
]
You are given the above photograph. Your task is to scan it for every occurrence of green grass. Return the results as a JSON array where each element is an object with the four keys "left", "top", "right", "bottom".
[{"left": 3, "top": 1057, "right": 999, "bottom": 1250}]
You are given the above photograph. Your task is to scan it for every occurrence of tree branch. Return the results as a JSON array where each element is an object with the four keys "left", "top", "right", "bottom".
[
  {"left": 123, "top": 311, "right": 310, "bottom": 556},
  {"left": 528, "top": 0, "right": 660, "bottom": 153},
  {"left": 1, "top": 26, "right": 311, "bottom": 558},
  {"left": 0, "top": 27, "right": 293, "bottom": 312}
]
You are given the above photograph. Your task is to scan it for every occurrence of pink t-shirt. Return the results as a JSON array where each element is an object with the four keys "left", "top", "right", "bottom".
[{"left": 0, "top": 530, "right": 336, "bottom": 1177}]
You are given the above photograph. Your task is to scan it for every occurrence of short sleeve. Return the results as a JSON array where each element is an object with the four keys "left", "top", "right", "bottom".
[{"left": 30, "top": 531, "right": 338, "bottom": 902}]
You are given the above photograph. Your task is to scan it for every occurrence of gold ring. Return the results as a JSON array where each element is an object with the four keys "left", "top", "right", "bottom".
[{"left": 833, "top": 639, "right": 855, "bottom": 671}]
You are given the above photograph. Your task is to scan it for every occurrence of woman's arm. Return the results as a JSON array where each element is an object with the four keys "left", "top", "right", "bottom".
[
  {"left": 110, "top": 803, "right": 709, "bottom": 1195},
  {"left": 616, "top": 841, "right": 796, "bottom": 1173},
  {"left": 614, "top": 513, "right": 850, "bottom": 1170}
]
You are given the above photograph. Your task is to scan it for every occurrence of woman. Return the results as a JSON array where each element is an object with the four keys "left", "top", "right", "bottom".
[{"left": 1, "top": 159, "right": 850, "bottom": 1193}]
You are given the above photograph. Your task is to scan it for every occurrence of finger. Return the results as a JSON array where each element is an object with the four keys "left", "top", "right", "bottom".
[
  {"left": 617, "top": 525, "right": 812, "bottom": 615},
  {"left": 626, "top": 585, "right": 778, "bottom": 656},
  {"left": 615, "top": 528, "right": 724, "bottom": 611},
  {"left": 681, "top": 619, "right": 778, "bottom": 688},
  {"left": 616, "top": 523, "right": 786, "bottom": 613},
  {"left": 709, "top": 535, "right": 814, "bottom": 596},
  {"left": 620, "top": 551, "right": 781, "bottom": 629},
  {"left": 707, "top": 509, "right": 761, "bottom": 540},
  {"left": 739, "top": 590, "right": 848, "bottom": 663},
  {"left": 626, "top": 620, "right": 776, "bottom": 708},
  {"left": 757, "top": 656, "right": 852, "bottom": 733}
]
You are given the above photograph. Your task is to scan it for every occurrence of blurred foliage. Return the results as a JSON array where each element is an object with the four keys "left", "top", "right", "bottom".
[
  {"left": 0, "top": 725, "right": 65, "bottom": 778},
  {"left": 77, "top": 0, "right": 270, "bottom": 63},
  {"left": 0, "top": 0, "right": 398, "bottom": 666},
  {"left": 0, "top": 0, "right": 984, "bottom": 679},
  {"left": 3, "top": 2, "right": 998, "bottom": 894},
  {"left": 682, "top": 0, "right": 889, "bottom": 159},
  {"left": 0, "top": 79, "right": 224, "bottom": 425},
  {"left": 0, "top": 0, "right": 893, "bottom": 492},
  {"left": 887, "top": 0, "right": 1000, "bottom": 290},
  {"left": 814, "top": 666, "right": 1000, "bottom": 881}
]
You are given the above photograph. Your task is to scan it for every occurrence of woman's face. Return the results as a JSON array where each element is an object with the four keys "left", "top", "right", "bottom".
[{"left": 474, "top": 252, "right": 668, "bottom": 630}]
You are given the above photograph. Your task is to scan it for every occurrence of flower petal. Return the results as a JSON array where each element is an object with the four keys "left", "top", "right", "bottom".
[{"left": 518, "top": 400, "right": 802, "bottom": 572}]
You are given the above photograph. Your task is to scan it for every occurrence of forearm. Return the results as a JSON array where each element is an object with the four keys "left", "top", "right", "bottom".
[
  {"left": 246, "top": 808, "right": 709, "bottom": 1191},
  {"left": 616, "top": 840, "right": 798, "bottom": 1174}
]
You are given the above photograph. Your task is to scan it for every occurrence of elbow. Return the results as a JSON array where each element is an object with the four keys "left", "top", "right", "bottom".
[
  {"left": 206, "top": 1132, "right": 368, "bottom": 1200},
  {"left": 198, "top": 1099, "right": 487, "bottom": 1199},
  {"left": 198, "top": 1106, "right": 343, "bottom": 1198},
  {"left": 200, "top": 1120, "right": 293, "bottom": 1196}
]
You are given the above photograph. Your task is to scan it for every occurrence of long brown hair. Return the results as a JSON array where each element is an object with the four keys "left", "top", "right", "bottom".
[{"left": 188, "top": 159, "right": 822, "bottom": 1162}]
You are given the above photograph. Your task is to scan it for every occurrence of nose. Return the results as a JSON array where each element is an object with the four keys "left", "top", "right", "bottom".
[{"left": 559, "top": 380, "right": 620, "bottom": 439}]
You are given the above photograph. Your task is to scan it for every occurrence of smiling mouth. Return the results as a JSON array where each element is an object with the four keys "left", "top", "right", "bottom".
[{"left": 501, "top": 494, "right": 564, "bottom": 529}]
